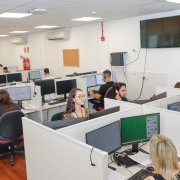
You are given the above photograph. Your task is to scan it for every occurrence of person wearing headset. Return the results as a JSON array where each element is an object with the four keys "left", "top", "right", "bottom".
[
  {"left": 112, "top": 82, "right": 128, "bottom": 101},
  {"left": 88, "top": 70, "right": 114, "bottom": 109},
  {"left": 44, "top": 68, "right": 54, "bottom": 79}
]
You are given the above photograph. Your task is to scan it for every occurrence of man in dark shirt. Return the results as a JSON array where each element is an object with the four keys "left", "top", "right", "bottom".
[
  {"left": 89, "top": 70, "right": 114, "bottom": 109},
  {"left": 112, "top": 82, "right": 128, "bottom": 101}
]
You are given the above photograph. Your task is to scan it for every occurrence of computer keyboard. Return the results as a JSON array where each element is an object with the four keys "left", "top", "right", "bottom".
[
  {"left": 48, "top": 99, "right": 66, "bottom": 105},
  {"left": 127, "top": 169, "right": 154, "bottom": 180}
]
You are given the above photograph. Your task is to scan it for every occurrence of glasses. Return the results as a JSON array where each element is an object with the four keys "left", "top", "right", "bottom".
[
  {"left": 119, "top": 89, "right": 127, "bottom": 92},
  {"left": 76, "top": 94, "right": 85, "bottom": 99}
]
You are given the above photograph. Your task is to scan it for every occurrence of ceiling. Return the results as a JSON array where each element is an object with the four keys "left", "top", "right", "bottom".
[{"left": 0, "top": 0, "right": 180, "bottom": 35}]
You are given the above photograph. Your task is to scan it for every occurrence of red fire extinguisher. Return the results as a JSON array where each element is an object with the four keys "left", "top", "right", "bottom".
[{"left": 20, "top": 55, "right": 30, "bottom": 70}]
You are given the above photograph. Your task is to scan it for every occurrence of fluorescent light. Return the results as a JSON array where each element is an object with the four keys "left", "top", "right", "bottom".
[
  {"left": 165, "top": 0, "right": 180, "bottom": 3},
  {"left": 10, "top": 31, "right": 29, "bottom": 33},
  {"left": 34, "top": 25, "right": 58, "bottom": 28},
  {"left": 0, "top": 35, "right": 8, "bottom": 37},
  {"left": 0, "top": 13, "right": 32, "bottom": 18},
  {"left": 72, "top": 17, "right": 102, "bottom": 21}
]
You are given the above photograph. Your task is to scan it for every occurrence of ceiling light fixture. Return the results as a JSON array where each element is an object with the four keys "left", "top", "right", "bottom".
[
  {"left": 0, "top": 13, "right": 32, "bottom": 18},
  {"left": 0, "top": 35, "right": 8, "bottom": 37},
  {"left": 165, "top": 0, "right": 180, "bottom": 3},
  {"left": 34, "top": 25, "right": 58, "bottom": 28},
  {"left": 72, "top": 17, "right": 102, "bottom": 21},
  {"left": 10, "top": 31, "right": 29, "bottom": 33},
  {"left": 28, "top": 8, "right": 47, "bottom": 14}
]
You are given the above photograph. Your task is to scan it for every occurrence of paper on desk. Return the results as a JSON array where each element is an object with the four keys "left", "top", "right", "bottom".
[
  {"left": 128, "top": 152, "right": 151, "bottom": 166},
  {"left": 22, "top": 104, "right": 37, "bottom": 110},
  {"left": 108, "top": 168, "right": 127, "bottom": 180}
]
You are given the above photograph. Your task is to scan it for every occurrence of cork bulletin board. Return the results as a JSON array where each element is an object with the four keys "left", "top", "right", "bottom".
[{"left": 63, "top": 49, "right": 79, "bottom": 67}]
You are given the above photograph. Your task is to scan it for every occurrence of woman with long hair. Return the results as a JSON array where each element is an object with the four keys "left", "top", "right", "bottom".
[
  {"left": 62, "top": 88, "right": 90, "bottom": 120},
  {"left": 0, "top": 89, "right": 21, "bottom": 140},
  {"left": 145, "top": 134, "right": 180, "bottom": 180}
]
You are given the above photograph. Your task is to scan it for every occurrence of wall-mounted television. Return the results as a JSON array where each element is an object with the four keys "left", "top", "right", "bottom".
[{"left": 140, "top": 15, "right": 180, "bottom": 48}]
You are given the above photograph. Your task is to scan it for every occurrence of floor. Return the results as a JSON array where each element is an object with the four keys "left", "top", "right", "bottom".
[{"left": 0, "top": 146, "right": 27, "bottom": 180}]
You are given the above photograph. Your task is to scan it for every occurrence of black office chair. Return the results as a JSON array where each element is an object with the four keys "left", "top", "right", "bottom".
[
  {"left": 51, "top": 112, "right": 64, "bottom": 121},
  {"left": 105, "top": 87, "right": 115, "bottom": 99},
  {"left": 0, "top": 110, "right": 24, "bottom": 166}
]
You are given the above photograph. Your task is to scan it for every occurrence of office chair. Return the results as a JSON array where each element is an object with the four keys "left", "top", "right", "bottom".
[
  {"left": 0, "top": 110, "right": 24, "bottom": 166},
  {"left": 51, "top": 112, "right": 64, "bottom": 121},
  {"left": 93, "top": 87, "right": 113, "bottom": 111}
]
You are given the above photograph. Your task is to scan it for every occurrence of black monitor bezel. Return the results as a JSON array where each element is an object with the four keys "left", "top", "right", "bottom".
[
  {"left": 0, "top": 74, "right": 7, "bottom": 84},
  {"left": 86, "top": 120, "right": 121, "bottom": 155},
  {"left": 7, "top": 73, "right": 22, "bottom": 83},
  {"left": 121, "top": 113, "right": 160, "bottom": 146}
]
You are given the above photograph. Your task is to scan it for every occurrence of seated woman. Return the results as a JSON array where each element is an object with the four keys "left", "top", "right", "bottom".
[
  {"left": 62, "top": 88, "right": 90, "bottom": 120},
  {"left": 145, "top": 134, "right": 180, "bottom": 180},
  {"left": 112, "top": 82, "right": 128, "bottom": 101},
  {"left": 0, "top": 90, "right": 21, "bottom": 140}
]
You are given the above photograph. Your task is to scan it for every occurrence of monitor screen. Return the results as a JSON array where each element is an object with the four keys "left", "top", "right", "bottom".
[
  {"left": 56, "top": 79, "right": 77, "bottom": 95},
  {"left": 0, "top": 75, "right": 7, "bottom": 84},
  {"left": 28, "top": 71, "right": 41, "bottom": 80},
  {"left": 7, "top": 86, "right": 31, "bottom": 101},
  {"left": 43, "top": 117, "right": 87, "bottom": 130},
  {"left": 7, "top": 66, "right": 18, "bottom": 72},
  {"left": 7, "top": 73, "right": 22, "bottom": 82},
  {"left": 89, "top": 106, "right": 120, "bottom": 120},
  {"left": 83, "top": 75, "right": 96, "bottom": 87},
  {"left": 168, "top": 101, "right": 180, "bottom": 112},
  {"left": 121, "top": 113, "right": 160, "bottom": 146},
  {"left": 96, "top": 74, "right": 105, "bottom": 85},
  {"left": 150, "top": 92, "right": 167, "bottom": 101},
  {"left": 35, "top": 79, "right": 55, "bottom": 96},
  {"left": 86, "top": 121, "right": 121, "bottom": 155}
]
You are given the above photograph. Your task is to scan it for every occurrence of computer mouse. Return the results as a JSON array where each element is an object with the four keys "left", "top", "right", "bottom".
[{"left": 146, "top": 166, "right": 154, "bottom": 172}]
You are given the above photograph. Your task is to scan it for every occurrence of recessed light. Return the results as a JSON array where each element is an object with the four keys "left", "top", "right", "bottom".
[
  {"left": 72, "top": 17, "right": 102, "bottom": 21},
  {"left": 0, "top": 35, "right": 8, "bottom": 37},
  {"left": 10, "top": 31, "right": 29, "bottom": 33},
  {"left": 165, "top": 0, "right": 180, "bottom": 3},
  {"left": 34, "top": 25, "right": 58, "bottom": 28},
  {"left": 0, "top": 13, "right": 32, "bottom": 18}
]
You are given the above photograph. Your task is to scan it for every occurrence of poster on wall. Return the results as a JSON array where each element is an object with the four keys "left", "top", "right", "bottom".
[{"left": 63, "top": 49, "right": 79, "bottom": 67}]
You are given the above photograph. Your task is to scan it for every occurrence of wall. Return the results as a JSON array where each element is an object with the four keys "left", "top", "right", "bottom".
[{"left": 1, "top": 9, "right": 180, "bottom": 86}]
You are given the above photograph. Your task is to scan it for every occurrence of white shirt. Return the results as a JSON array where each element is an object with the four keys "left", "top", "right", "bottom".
[{"left": 44, "top": 75, "right": 54, "bottom": 79}]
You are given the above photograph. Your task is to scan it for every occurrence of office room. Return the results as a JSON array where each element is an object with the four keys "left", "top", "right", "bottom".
[{"left": 1, "top": 0, "right": 180, "bottom": 179}]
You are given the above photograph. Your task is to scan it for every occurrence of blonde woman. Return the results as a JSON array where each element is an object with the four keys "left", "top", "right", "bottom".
[{"left": 145, "top": 134, "right": 180, "bottom": 180}]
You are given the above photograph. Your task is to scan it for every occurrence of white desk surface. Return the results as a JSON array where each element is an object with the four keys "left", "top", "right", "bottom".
[
  {"left": 42, "top": 102, "right": 67, "bottom": 110},
  {"left": 21, "top": 109, "right": 40, "bottom": 114},
  {"left": 108, "top": 142, "right": 150, "bottom": 179}
]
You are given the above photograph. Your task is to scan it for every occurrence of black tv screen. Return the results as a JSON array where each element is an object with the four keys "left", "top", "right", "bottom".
[{"left": 140, "top": 15, "right": 180, "bottom": 48}]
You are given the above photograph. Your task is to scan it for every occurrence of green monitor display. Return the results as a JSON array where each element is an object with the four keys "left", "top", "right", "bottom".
[{"left": 121, "top": 113, "right": 160, "bottom": 153}]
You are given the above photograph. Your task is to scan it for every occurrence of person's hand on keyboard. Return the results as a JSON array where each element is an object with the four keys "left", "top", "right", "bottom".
[{"left": 89, "top": 90, "right": 94, "bottom": 96}]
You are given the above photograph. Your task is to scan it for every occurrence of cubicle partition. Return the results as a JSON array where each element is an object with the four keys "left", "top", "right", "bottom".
[
  {"left": 22, "top": 117, "right": 108, "bottom": 180},
  {"left": 104, "top": 98, "right": 140, "bottom": 111},
  {"left": 156, "top": 86, "right": 180, "bottom": 97}
]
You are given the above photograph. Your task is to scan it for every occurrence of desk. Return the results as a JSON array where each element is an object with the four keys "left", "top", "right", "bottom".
[
  {"left": 42, "top": 102, "right": 67, "bottom": 110},
  {"left": 108, "top": 142, "right": 150, "bottom": 179}
]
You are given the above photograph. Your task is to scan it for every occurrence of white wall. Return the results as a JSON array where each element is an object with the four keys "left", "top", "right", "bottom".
[{"left": 1, "top": 9, "right": 180, "bottom": 86}]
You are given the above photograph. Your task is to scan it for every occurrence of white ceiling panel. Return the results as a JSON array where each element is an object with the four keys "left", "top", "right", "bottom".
[{"left": 0, "top": 0, "right": 35, "bottom": 6}]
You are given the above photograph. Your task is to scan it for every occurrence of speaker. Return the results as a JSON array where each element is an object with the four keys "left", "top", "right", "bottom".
[{"left": 110, "top": 52, "right": 126, "bottom": 66}]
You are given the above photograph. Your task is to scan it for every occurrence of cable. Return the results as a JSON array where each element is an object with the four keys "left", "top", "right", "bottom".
[
  {"left": 90, "top": 147, "right": 96, "bottom": 166},
  {"left": 122, "top": 66, "right": 128, "bottom": 84},
  {"left": 125, "top": 48, "right": 141, "bottom": 66},
  {"left": 48, "top": 94, "right": 54, "bottom": 101}
]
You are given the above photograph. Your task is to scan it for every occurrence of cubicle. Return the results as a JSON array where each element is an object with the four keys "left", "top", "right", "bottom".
[{"left": 156, "top": 86, "right": 180, "bottom": 97}]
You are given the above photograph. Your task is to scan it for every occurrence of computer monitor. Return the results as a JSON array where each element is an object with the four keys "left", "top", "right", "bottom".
[
  {"left": 167, "top": 101, "right": 180, "bottom": 112},
  {"left": 56, "top": 79, "right": 77, "bottom": 99},
  {"left": 83, "top": 75, "right": 96, "bottom": 87},
  {"left": 7, "top": 73, "right": 22, "bottom": 83},
  {"left": 95, "top": 74, "right": 105, "bottom": 85},
  {"left": 89, "top": 106, "right": 120, "bottom": 120},
  {"left": 43, "top": 117, "right": 87, "bottom": 130},
  {"left": 7, "top": 66, "right": 18, "bottom": 72},
  {"left": 0, "top": 74, "right": 7, "bottom": 84},
  {"left": 150, "top": 92, "right": 167, "bottom": 101},
  {"left": 28, "top": 71, "right": 41, "bottom": 81},
  {"left": 121, "top": 113, "right": 160, "bottom": 154},
  {"left": 86, "top": 121, "right": 121, "bottom": 155},
  {"left": 35, "top": 79, "right": 55, "bottom": 102},
  {"left": 7, "top": 86, "right": 31, "bottom": 101}
]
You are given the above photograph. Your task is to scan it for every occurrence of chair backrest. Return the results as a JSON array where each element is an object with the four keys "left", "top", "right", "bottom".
[
  {"left": 0, "top": 110, "right": 24, "bottom": 139},
  {"left": 105, "top": 87, "right": 115, "bottom": 99},
  {"left": 51, "top": 112, "right": 64, "bottom": 121}
]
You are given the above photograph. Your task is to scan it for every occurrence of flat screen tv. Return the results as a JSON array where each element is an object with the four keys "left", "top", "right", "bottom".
[{"left": 140, "top": 15, "right": 180, "bottom": 48}]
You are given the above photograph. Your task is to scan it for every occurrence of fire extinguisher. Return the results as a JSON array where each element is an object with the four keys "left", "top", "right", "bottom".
[{"left": 20, "top": 55, "right": 30, "bottom": 70}]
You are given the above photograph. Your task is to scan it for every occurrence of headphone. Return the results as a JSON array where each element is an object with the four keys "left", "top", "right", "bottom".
[{"left": 90, "top": 147, "right": 96, "bottom": 166}]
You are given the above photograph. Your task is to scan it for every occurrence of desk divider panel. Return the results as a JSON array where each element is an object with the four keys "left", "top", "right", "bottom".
[
  {"left": 104, "top": 98, "right": 140, "bottom": 110},
  {"left": 143, "top": 99, "right": 161, "bottom": 108},
  {"left": 58, "top": 106, "right": 142, "bottom": 143},
  {"left": 156, "top": 86, "right": 180, "bottom": 97},
  {"left": 142, "top": 106, "right": 180, "bottom": 153},
  {"left": 22, "top": 117, "right": 108, "bottom": 180}
]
